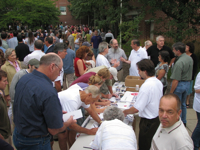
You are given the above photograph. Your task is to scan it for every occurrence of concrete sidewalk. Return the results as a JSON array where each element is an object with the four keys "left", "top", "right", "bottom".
[{"left": 186, "top": 108, "right": 197, "bottom": 136}]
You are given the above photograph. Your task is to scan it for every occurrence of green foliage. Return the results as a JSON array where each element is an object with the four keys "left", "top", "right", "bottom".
[
  {"left": 119, "top": 10, "right": 145, "bottom": 43},
  {"left": 68, "top": 0, "right": 131, "bottom": 37},
  {"left": 0, "top": 0, "right": 60, "bottom": 29},
  {"left": 138, "top": 0, "right": 200, "bottom": 42},
  {"left": 68, "top": 0, "right": 94, "bottom": 20}
]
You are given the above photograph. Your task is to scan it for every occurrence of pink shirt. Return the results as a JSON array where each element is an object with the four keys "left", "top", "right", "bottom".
[{"left": 9, "top": 60, "right": 20, "bottom": 72}]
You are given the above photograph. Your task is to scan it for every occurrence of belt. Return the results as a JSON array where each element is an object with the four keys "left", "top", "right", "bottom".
[
  {"left": 117, "top": 68, "right": 122, "bottom": 71},
  {"left": 25, "top": 133, "right": 50, "bottom": 138}
]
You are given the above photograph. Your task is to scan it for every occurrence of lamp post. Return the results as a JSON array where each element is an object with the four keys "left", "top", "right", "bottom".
[{"left": 120, "top": 0, "right": 122, "bottom": 48}]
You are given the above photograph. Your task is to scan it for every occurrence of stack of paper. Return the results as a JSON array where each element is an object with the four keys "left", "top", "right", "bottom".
[{"left": 120, "top": 91, "right": 138, "bottom": 102}]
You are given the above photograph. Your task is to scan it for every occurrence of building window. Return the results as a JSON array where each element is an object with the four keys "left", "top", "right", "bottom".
[{"left": 60, "top": 6, "right": 66, "bottom": 15}]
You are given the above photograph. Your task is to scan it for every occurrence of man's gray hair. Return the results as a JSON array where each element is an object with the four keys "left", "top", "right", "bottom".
[
  {"left": 54, "top": 43, "right": 67, "bottom": 54},
  {"left": 110, "top": 39, "right": 115, "bottom": 45},
  {"left": 103, "top": 106, "right": 125, "bottom": 121},
  {"left": 5, "top": 48, "right": 15, "bottom": 60},
  {"left": 156, "top": 35, "right": 164, "bottom": 41},
  {"left": 98, "top": 42, "right": 108, "bottom": 53},
  {"left": 40, "top": 54, "right": 61, "bottom": 66},
  {"left": 85, "top": 85, "right": 100, "bottom": 98},
  {"left": 144, "top": 40, "right": 152, "bottom": 46}
]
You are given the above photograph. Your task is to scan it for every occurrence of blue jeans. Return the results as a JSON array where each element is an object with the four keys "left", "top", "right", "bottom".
[
  {"left": 173, "top": 81, "right": 190, "bottom": 124},
  {"left": 13, "top": 128, "right": 51, "bottom": 150},
  {"left": 75, "top": 47, "right": 79, "bottom": 54},
  {"left": 92, "top": 48, "right": 99, "bottom": 58},
  {"left": 192, "top": 112, "right": 200, "bottom": 150}
]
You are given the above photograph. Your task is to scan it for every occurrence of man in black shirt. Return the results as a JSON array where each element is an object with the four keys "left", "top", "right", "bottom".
[
  {"left": 147, "top": 35, "right": 175, "bottom": 67},
  {"left": 15, "top": 35, "right": 30, "bottom": 62}
]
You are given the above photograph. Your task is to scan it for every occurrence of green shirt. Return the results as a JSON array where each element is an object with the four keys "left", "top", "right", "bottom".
[
  {"left": 170, "top": 53, "right": 193, "bottom": 81},
  {"left": 0, "top": 94, "right": 11, "bottom": 139},
  {"left": 86, "top": 34, "right": 91, "bottom": 43}
]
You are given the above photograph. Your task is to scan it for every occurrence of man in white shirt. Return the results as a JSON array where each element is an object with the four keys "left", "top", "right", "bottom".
[
  {"left": 96, "top": 42, "right": 119, "bottom": 68},
  {"left": 52, "top": 43, "right": 67, "bottom": 92},
  {"left": 121, "top": 39, "right": 148, "bottom": 76},
  {"left": 151, "top": 94, "right": 194, "bottom": 150},
  {"left": 23, "top": 40, "right": 45, "bottom": 66},
  {"left": 58, "top": 84, "right": 102, "bottom": 150},
  {"left": 123, "top": 59, "right": 163, "bottom": 150}
]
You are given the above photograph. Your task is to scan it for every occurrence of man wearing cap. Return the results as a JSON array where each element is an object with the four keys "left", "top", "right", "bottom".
[
  {"left": 72, "top": 66, "right": 118, "bottom": 98},
  {"left": 8, "top": 59, "right": 40, "bottom": 135},
  {"left": 9, "top": 59, "right": 40, "bottom": 116},
  {"left": 82, "top": 41, "right": 90, "bottom": 47}
]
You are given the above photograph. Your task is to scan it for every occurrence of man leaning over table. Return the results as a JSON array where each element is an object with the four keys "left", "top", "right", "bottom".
[
  {"left": 58, "top": 84, "right": 102, "bottom": 150},
  {"left": 150, "top": 93, "right": 193, "bottom": 150},
  {"left": 123, "top": 59, "right": 163, "bottom": 150}
]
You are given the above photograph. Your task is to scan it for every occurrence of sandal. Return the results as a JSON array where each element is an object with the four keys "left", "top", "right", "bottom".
[{"left": 186, "top": 104, "right": 189, "bottom": 108}]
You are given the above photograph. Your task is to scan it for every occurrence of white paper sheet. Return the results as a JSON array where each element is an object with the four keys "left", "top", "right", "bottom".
[{"left": 62, "top": 109, "right": 83, "bottom": 122}]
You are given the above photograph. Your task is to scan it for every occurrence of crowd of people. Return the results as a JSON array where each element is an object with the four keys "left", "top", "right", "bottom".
[{"left": 0, "top": 25, "right": 199, "bottom": 150}]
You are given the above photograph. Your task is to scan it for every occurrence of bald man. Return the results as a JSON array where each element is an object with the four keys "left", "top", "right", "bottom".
[
  {"left": 13, "top": 53, "right": 76, "bottom": 150},
  {"left": 105, "top": 39, "right": 127, "bottom": 81}
]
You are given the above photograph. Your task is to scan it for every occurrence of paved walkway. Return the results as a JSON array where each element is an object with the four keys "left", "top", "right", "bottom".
[{"left": 186, "top": 108, "right": 197, "bottom": 136}]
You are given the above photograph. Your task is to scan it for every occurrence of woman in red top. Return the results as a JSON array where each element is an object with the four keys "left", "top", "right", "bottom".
[{"left": 74, "top": 46, "right": 90, "bottom": 77}]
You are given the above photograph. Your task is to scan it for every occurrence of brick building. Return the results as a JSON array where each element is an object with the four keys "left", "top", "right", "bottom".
[{"left": 55, "top": 0, "right": 87, "bottom": 26}]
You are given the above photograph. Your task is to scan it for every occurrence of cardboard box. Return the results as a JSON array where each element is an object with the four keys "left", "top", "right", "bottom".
[
  {"left": 125, "top": 76, "right": 145, "bottom": 88},
  {"left": 126, "top": 87, "right": 138, "bottom": 92}
]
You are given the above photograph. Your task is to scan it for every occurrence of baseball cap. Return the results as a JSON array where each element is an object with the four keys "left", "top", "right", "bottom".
[
  {"left": 82, "top": 42, "right": 90, "bottom": 47},
  {"left": 28, "top": 58, "right": 40, "bottom": 68},
  {"left": 109, "top": 67, "right": 118, "bottom": 81}
]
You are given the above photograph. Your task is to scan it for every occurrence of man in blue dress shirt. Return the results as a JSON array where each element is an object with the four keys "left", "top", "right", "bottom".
[{"left": 13, "top": 53, "right": 76, "bottom": 150}]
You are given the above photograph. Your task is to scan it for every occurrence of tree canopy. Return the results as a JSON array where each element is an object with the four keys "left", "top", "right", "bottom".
[
  {"left": 138, "top": 0, "right": 200, "bottom": 42},
  {"left": 68, "top": 0, "right": 132, "bottom": 37},
  {"left": 0, "top": 0, "right": 60, "bottom": 29}
]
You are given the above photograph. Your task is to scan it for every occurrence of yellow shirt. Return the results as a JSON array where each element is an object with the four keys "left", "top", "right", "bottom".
[{"left": 72, "top": 33, "right": 77, "bottom": 42}]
